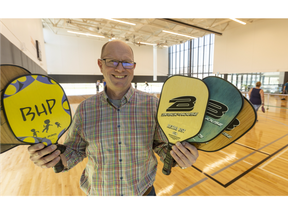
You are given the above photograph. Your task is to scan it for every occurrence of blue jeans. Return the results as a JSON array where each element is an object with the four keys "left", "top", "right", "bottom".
[
  {"left": 146, "top": 185, "right": 156, "bottom": 196},
  {"left": 253, "top": 104, "right": 261, "bottom": 112}
]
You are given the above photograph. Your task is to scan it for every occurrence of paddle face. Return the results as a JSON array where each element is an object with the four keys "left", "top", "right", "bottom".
[
  {"left": 157, "top": 75, "right": 209, "bottom": 144},
  {"left": 191, "top": 97, "right": 256, "bottom": 152},
  {"left": 157, "top": 75, "right": 209, "bottom": 175},
  {"left": 0, "top": 65, "right": 31, "bottom": 153},
  {"left": 188, "top": 76, "right": 244, "bottom": 143},
  {"left": 2, "top": 74, "right": 72, "bottom": 146}
]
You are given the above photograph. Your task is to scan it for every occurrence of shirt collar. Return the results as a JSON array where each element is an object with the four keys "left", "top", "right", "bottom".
[{"left": 102, "top": 85, "right": 135, "bottom": 105}]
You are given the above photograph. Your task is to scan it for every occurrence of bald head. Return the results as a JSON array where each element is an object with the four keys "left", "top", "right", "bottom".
[{"left": 100, "top": 40, "right": 134, "bottom": 60}]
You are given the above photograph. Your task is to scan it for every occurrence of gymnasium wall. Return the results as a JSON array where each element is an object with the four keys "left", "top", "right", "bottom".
[
  {"left": 214, "top": 19, "right": 288, "bottom": 74},
  {"left": 43, "top": 27, "right": 169, "bottom": 79},
  {"left": 0, "top": 18, "right": 47, "bottom": 74}
]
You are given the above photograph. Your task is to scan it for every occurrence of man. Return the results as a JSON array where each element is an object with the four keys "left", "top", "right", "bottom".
[
  {"left": 281, "top": 80, "right": 288, "bottom": 100},
  {"left": 28, "top": 40, "right": 199, "bottom": 196}
]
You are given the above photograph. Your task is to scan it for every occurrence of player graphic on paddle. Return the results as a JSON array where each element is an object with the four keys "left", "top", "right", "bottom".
[
  {"left": 55, "top": 122, "right": 61, "bottom": 128},
  {"left": 31, "top": 129, "right": 39, "bottom": 137},
  {"left": 42, "top": 119, "right": 53, "bottom": 133}
]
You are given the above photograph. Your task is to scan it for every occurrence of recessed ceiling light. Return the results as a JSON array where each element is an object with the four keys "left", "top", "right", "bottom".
[
  {"left": 229, "top": 18, "right": 246, "bottom": 25},
  {"left": 104, "top": 18, "right": 136, "bottom": 26},
  {"left": 138, "top": 42, "right": 157, "bottom": 46},
  {"left": 67, "top": 31, "right": 105, "bottom": 38},
  {"left": 162, "top": 30, "right": 195, "bottom": 38}
]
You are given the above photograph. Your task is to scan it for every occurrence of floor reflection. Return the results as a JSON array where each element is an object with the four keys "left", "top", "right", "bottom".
[
  {"left": 157, "top": 183, "right": 175, "bottom": 196},
  {"left": 202, "top": 152, "right": 237, "bottom": 174}
]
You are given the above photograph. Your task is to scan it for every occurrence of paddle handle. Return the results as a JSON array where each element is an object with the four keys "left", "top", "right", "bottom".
[
  {"left": 53, "top": 144, "right": 66, "bottom": 173},
  {"left": 162, "top": 143, "right": 175, "bottom": 175}
]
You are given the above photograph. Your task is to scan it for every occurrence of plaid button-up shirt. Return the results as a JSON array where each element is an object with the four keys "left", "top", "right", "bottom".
[{"left": 62, "top": 86, "right": 168, "bottom": 195}]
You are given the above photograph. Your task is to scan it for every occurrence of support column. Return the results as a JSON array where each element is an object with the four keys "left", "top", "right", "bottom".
[{"left": 153, "top": 45, "right": 157, "bottom": 81}]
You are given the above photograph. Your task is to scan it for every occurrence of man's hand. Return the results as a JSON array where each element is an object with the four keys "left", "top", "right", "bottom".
[
  {"left": 28, "top": 143, "right": 61, "bottom": 169},
  {"left": 170, "top": 141, "right": 199, "bottom": 169}
]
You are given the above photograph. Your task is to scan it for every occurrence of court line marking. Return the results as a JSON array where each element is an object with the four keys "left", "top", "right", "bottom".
[
  {"left": 224, "top": 144, "right": 288, "bottom": 187},
  {"left": 257, "top": 133, "right": 288, "bottom": 150},
  {"left": 243, "top": 160, "right": 254, "bottom": 166},
  {"left": 279, "top": 157, "right": 288, "bottom": 162},
  {"left": 235, "top": 142, "right": 271, "bottom": 155},
  {"left": 172, "top": 97, "right": 287, "bottom": 195},
  {"left": 235, "top": 142, "right": 288, "bottom": 159},
  {"left": 229, "top": 142, "right": 270, "bottom": 155},
  {"left": 259, "top": 147, "right": 288, "bottom": 169},
  {"left": 174, "top": 135, "right": 288, "bottom": 195},
  {"left": 260, "top": 105, "right": 288, "bottom": 110},
  {"left": 172, "top": 177, "right": 209, "bottom": 196},
  {"left": 261, "top": 116, "right": 288, "bottom": 127},
  {"left": 173, "top": 151, "right": 257, "bottom": 195},
  {"left": 259, "top": 167, "right": 288, "bottom": 182},
  {"left": 209, "top": 150, "right": 257, "bottom": 177},
  {"left": 244, "top": 159, "right": 288, "bottom": 182}
]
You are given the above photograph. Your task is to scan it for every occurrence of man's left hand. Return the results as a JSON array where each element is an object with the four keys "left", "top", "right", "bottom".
[{"left": 170, "top": 141, "right": 199, "bottom": 169}]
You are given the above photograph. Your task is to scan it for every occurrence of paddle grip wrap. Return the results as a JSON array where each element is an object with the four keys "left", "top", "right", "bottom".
[
  {"left": 162, "top": 143, "right": 175, "bottom": 175},
  {"left": 53, "top": 144, "right": 66, "bottom": 173}
]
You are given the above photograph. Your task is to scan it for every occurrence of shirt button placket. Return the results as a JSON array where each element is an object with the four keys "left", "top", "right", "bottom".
[
  {"left": 117, "top": 108, "right": 124, "bottom": 196},
  {"left": 117, "top": 109, "right": 121, "bottom": 145},
  {"left": 118, "top": 123, "right": 121, "bottom": 145}
]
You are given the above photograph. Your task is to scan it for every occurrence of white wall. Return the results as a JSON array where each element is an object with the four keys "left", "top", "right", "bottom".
[
  {"left": 43, "top": 27, "right": 168, "bottom": 76},
  {"left": 0, "top": 18, "right": 47, "bottom": 71},
  {"left": 156, "top": 46, "right": 169, "bottom": 76},
  {"left": 214, "top": 19, "right": 288, "bottom": 74}
]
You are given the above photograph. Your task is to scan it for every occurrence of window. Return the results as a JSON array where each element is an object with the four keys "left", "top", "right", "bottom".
[
  {"left": 169, "top": 36, "right": 283, "bottom": 94},
  {"left": 169, "top": 34, "right": 215, "bottom": 78},
  {"left": 223, "top": 72, "right": 282, "bottom": 93}
]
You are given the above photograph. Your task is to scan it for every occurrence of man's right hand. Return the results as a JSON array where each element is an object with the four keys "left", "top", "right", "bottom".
[{"left": 28, "top": 143, "right": 61, "bottom": 169}]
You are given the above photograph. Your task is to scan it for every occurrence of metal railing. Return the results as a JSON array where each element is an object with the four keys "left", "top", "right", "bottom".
[{"left": 241, "top": 92, "right": 288, "bottom": 110}]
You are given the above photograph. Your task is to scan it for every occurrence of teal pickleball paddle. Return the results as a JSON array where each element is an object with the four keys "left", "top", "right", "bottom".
[{"left": 187, "top": 76, "right": 244, "bottom": 144}]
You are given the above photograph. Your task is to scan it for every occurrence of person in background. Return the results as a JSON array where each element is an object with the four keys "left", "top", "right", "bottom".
[
  {"left": 144, "top": 81, "right": 149, "bottom": 92},
  {"left": 248, "top": 81, "right": 264, "bottom": 121},
  {"left": 102, "top": 79, "right": 106, "bottom": 88},
  {"left": 96, "top": 80, "right": 100, "bottom": 93},
  {"left": 27, "top": 40, "right": 199, "bottom": 196},
  {"left": 281, "top": 80, "right": 288, "bottom": 100}
]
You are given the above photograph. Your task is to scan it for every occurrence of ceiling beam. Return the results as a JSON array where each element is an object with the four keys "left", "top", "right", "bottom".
[{"left": 161, "top": 18, "right": 223, "bottom": 35}]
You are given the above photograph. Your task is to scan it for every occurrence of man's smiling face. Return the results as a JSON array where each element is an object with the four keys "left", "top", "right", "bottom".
[{"left": 98, "top": 40, "right": 135, "bottom": 98}]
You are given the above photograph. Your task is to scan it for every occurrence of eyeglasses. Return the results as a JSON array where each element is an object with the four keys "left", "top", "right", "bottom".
[{"left": 101, "top": 59, "right": 136, "bottom": 69}]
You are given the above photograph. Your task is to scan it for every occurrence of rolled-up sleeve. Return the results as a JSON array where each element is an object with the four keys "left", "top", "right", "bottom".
[{"left": 62, "top": 103, "right": 88, "bottom": 171}]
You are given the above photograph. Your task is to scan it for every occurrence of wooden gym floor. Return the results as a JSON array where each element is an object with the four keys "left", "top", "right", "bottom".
[{"left": 0, "top": 93, "right": 288, "bottom": 196}]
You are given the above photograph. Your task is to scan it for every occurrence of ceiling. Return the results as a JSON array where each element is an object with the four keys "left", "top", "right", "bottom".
[{"left": 42, "top": 18, "right": 258, "bottom": 48}]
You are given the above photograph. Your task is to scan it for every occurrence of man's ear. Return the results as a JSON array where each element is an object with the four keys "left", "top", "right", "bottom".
[{"left": 98, "top": 59, "right": 103, "bottom": 72}]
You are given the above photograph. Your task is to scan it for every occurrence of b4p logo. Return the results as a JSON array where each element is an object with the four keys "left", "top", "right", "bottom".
[
  {"left": 166, "top": 96, "right": 196, "bottom": 112},
  {"left": 206, "top": 100, "right": 228, "bottom": 119}
]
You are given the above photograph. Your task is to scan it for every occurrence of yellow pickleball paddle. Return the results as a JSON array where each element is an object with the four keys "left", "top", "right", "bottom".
[
  {"left": 157, "top": 75, "right": 209, "bottom": 175},
  {"left": 2, "top": 73, "right": 72, "bottom": 172}
]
